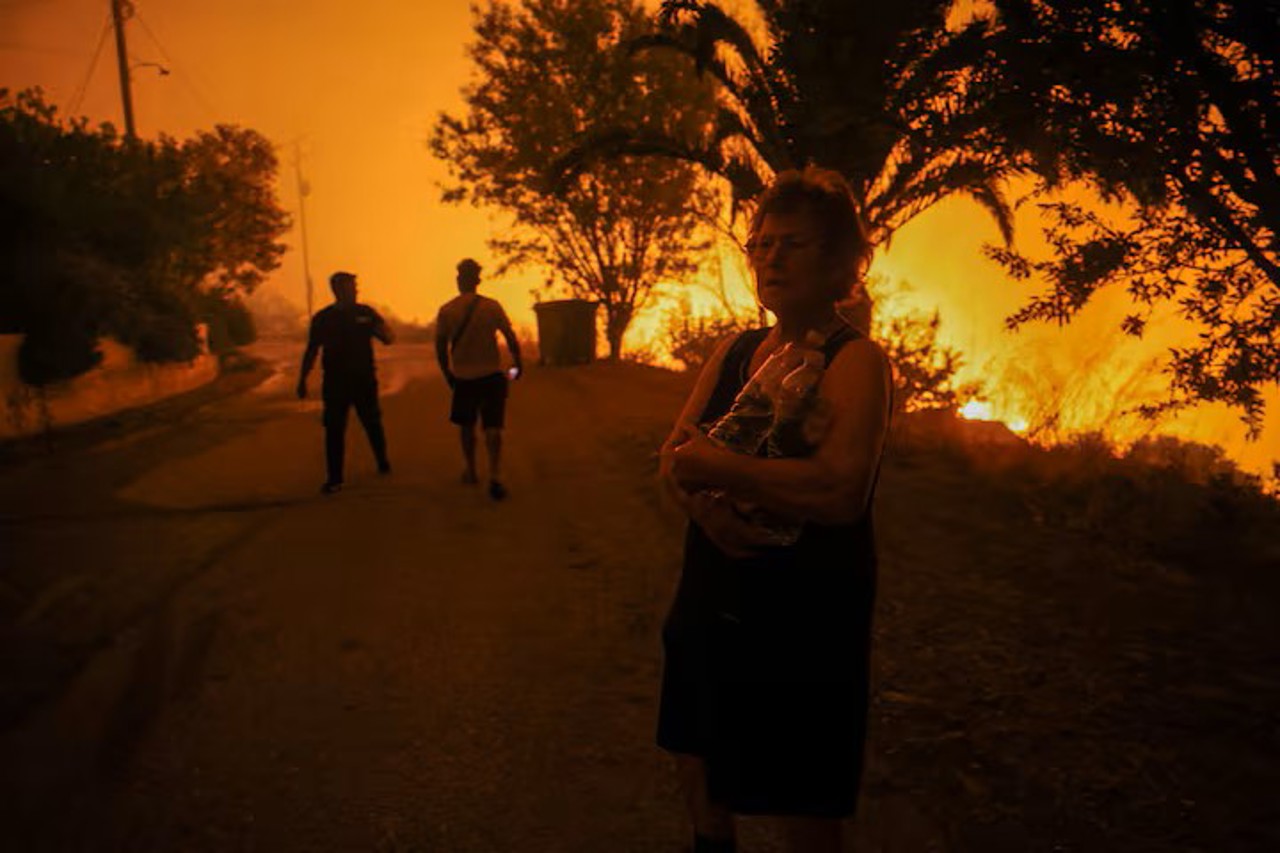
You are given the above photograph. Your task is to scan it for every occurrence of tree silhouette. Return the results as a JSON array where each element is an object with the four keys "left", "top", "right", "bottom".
[
  {"left": 431, "top": 0, "right": 721, "bottom": 360},
  {"left": 987, "top": 0, "right": 1280, "bottom": 431},
  {"left": 0, "top": 88, "right": 288, "bottom": 383},
  {"left": 555, "top": 0, "right": 1019, "bottom": 261}
]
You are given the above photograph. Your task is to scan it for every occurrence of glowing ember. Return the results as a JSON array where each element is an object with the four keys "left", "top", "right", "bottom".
[{"left": 958, "top": 400, "right": 1030, "bottom": 434}]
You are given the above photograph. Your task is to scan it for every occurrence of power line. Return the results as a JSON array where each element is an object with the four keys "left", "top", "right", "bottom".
[
  {"left": 67, "top": 13, "right": 113, "bottom": 117},
  {"left": 131, "top": 9, "right": 221, "bottom": 122},
  {"left": 0, "top": 43, "right": 95, "bottom": 57}
]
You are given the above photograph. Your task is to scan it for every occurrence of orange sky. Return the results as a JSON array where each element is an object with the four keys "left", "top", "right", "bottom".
[
  {"left": 2, "top": 0, "right": 506, "bottom": 323},
  {"left": 2, "top": 0, "right": 1276, "bottom": 481}
]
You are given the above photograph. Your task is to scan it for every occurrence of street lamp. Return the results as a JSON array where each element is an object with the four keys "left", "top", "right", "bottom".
[{"left": 131, "top": 61, "right": 170, "bottom": 77}]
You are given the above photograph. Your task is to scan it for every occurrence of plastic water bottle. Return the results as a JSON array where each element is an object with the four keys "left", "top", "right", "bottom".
[
  {"left": 732, "top": 352, "right": 827, "bottom": 546},
  {"left": 705, "top": 342, "right": 805, "bottom": 453},
  {"left": 767, "top": 351, "right": 828, "bottom": 458},
  {"left": 703, "top": 331, "right": 831, "bottom": 548}
]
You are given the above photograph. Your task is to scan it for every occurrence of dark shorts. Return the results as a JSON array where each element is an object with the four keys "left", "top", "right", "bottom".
[{"left": 450, "top": 372, "right": 508, "bottom": 429}]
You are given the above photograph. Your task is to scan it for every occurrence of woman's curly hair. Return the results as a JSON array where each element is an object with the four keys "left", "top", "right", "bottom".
[{"left": 747, "top": 166, "right": 871, "bottom": 299}]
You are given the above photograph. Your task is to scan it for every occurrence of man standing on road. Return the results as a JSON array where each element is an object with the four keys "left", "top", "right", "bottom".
[
  {"left": 435, "top": 258, "right": 523, "bottom": 501},
  {"left": 297, "top": 271, "right": 394, "bottom": 494}
]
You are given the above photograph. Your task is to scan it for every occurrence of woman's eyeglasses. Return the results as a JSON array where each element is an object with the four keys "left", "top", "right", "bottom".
[{"left": 745, "top": 234, "right": 819, "bottom": 256}]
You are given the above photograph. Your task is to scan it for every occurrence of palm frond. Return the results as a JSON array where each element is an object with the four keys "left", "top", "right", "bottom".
[
  {"left": 652, "top": 2, "right": 790, "bottom": 127},
  {"left": 626, "top": 34, "right": 753, "bottom": 110},
  {"left": 870, "top": 155, "right": 1013, "bottom": 241},
  {"left": 627, "top": 28, "right": 793, "bottom": 172},
  {"left": 891, "top": 18, "right": 997, "bottom": 108},
  {"left": 661, "top": 2, "right": 774, "bottom": 85},
  {"left": 965, "top": 177, "right": 1016, "bottom": 245},
  {"left": 708, "top": 106, "right": 760, "bottom": 149},
  {"left": 547, "top": 126, "right": 765, "bottom": 206},
  {"left": 572, "top": 0, "right": 1020, "bottom": 252}
]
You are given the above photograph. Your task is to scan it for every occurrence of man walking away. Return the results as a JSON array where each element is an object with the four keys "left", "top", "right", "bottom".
[
  {"left": 297, "top": 271, "right": 394, "bottom": 494},
  {"left": 435, "top": 258, "right": 523, "bottom": 501}
]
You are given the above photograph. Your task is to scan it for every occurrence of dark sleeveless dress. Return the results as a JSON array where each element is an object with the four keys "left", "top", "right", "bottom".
[{"left": 656, "top": 324, "right": 882, "bottom": 818}]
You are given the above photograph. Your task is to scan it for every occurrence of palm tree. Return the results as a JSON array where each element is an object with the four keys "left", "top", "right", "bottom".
[{"left": 555, "top": 0, "right": 1020, "bottom": 320}]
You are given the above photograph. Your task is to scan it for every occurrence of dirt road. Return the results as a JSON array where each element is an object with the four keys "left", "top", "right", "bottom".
[
  {"left": 2, "top": 342, "right": 1277, "bottom": 852},
  {"left": 1, "top": 343, "right": 711, "bottom": 851}
]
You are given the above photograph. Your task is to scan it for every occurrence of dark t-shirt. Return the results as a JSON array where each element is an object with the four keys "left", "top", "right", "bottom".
[{"left": 308, "top": 303, "right": 385, "bottom": 381}]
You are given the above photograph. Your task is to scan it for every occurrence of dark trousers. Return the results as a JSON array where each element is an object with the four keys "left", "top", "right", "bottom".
[{"left": 322, "top": 377, "right": 388, "bottom": 484}]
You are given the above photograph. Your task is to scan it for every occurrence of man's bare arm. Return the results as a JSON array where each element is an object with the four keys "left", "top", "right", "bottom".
[{"left": 500, "top": 322, "right": 523, "bottom": 376}]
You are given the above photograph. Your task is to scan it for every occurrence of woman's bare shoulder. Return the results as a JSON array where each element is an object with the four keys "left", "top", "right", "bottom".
[
  {"left": 707, "top": 332, "right": 741, "bottom": 365},
  {"left": 825, "top": 335, "right": 892, "bottom": 394}
]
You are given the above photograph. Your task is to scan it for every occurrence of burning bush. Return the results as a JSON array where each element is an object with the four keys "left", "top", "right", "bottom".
[
  {"left": 661, "top": 298, "right": 756, "bottom": 373},
  {"left": 893, "top": 409, "right": 1278, "bottom": 575}
]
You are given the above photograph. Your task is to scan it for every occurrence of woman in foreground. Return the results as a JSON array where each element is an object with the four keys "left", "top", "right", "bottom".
[{"left": 658, "top": 166, "right": 893, "bottom": 853}]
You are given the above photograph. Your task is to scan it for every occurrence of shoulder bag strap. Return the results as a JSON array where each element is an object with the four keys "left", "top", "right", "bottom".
[{"left": 451, "top": 296, "right": 482, "bottom": 347}]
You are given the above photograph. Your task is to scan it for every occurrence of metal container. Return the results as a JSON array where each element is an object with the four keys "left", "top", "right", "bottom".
[{"left": 533, "top": 299, "right": 598, "bottom": 366}]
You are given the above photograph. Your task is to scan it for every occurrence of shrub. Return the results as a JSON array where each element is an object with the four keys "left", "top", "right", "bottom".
[
  {"left": 129, "top": 312, "right": 202, "bottom": 363},
  {"left": 11, "top": 250, "right": 119, "bottom": 385},
  {"left": 18, "top": 324, "right": 101, "bottom": 387},
  {"left": 1, "top": 88, "right": 287, "bottom": 378},
  {"left": 203, "top": 294, "right": 257, "bottom": 354},
  {"left": 116, "top": 287, "right": 202, "bottom": 363},
  {"left": 621, "top": 341, "right": 664, "bottom": 367},
  {"left": 663, "top": 298, "right": 756, "bottom": 372},
  {"left": 867, "top": 277, "right": 981, "bottom": 414}
]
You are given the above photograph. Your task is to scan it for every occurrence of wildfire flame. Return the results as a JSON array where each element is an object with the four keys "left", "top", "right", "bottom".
[
  {"left": 959, "top": 399, "right": 1029, "bottom": 434},
  {"left": 6, "top": 0, "right": 1272, "bottom": 489},
  {"left": 622, "top": 205, "right": 1275, "bottom": 492}
]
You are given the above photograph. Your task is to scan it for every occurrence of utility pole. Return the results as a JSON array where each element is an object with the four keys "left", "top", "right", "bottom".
[
  {"left": 110, "top": 0, "right": 137, "bottom": 139},
  {"left": 294, "top": 140, "right": 314, "bottom": 318}
]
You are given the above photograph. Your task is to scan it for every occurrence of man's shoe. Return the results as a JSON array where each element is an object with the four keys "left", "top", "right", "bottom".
[
  {"left": 320, "top": 481, "right": 343, "bottom": 495},
  {"left": 488, "top": 480, "right": 508, "bottom": 501},
  {"left": 377, "top": 460, "right": 392, "bottom": 475}
]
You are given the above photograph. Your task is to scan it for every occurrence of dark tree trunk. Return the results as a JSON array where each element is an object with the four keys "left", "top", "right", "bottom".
[{"left": 603, "top": 302, "right": 633, "bottom": 361}]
